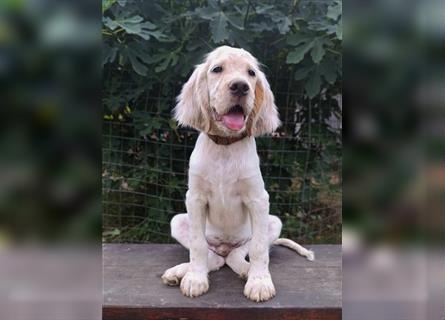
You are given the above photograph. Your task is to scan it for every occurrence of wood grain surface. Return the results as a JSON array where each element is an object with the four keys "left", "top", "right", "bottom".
[{"left": 103, "top": 244, "right": 341, "bottom": 320}]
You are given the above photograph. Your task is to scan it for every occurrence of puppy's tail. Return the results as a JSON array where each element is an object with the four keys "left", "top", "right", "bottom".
[{"left": 273, "top": 238, "right": 315, "bottom": 261}]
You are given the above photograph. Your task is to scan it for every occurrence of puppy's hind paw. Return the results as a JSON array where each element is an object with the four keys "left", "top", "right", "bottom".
[
  {"left": 161, "top": 263, "right": 188, "bottom": 286},
  {"left": 161, "top": 272, "right": 180, "bottom": 286}
]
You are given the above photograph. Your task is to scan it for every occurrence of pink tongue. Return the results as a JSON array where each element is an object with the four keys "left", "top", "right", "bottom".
[{"left": 222, "top": 113, "right": 244, "bottom": 131}]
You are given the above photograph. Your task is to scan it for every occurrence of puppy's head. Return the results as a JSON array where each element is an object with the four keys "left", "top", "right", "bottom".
[{"left": 174, "top": 46, "right": 280, "bottom": 137}]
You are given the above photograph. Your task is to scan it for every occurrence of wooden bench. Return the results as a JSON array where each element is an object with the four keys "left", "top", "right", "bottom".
[{"left": 103, "top": 244, "right": 341, "bottom": 320}]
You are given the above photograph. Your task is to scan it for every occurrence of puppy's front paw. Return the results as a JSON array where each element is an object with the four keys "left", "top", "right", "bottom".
[
  {"left": 244, "top": 272, "right": 276, "bottom": 302},
  {"left": 180, "top": 271, "right": 209, "bottom": 298}
]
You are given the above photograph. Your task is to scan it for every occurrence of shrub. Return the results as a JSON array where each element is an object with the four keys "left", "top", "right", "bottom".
[{"left": 102, "top": 0, "right": 342, "bottom": 244}]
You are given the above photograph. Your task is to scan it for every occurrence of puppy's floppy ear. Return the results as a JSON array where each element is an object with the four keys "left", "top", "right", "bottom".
[
  {"left": 173, "top": 63, "right": 211, "bottom": 132},
  {"left": 249, "top": 69, "right": 281, "bottom": 136}
]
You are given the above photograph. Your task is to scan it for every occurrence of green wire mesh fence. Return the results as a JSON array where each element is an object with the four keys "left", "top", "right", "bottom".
[{"left": 102, "top": 65, "right": 341, "bottom": 244}]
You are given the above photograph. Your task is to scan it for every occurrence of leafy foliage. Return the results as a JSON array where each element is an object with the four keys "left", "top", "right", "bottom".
[{"left": 102, "top": 0, "right": 342, "bottom": 244}]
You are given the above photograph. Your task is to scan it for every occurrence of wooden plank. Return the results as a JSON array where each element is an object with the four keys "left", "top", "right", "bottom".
[
  {"left": 103, "top": 244, "right": 341, "bottom": 320},
  {"left": 103, "top": 307, "right": 342, "bottom": 320}
]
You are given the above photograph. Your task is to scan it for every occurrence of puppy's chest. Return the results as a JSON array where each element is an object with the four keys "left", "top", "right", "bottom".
[
  {"left": 189, "top": 144, "right": 258, "bottom": 210},
  {"left": 207, "top": 177, "right": 245, "bottom": 228},
  {"left": 207, "top": 167, "right": 243, "bottom": 205}
]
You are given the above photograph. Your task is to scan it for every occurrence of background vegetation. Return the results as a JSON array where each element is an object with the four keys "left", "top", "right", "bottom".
[{"left": 102, "top": 0, "right": 342, "bottom": 244}]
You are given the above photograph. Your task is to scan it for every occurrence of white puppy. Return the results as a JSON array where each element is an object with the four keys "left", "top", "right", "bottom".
[{"left": 161, "top": 46, "right": 314, "bottom": 302}]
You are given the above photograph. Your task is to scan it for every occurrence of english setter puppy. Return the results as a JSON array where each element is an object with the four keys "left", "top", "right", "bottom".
[{"left": 161, "top": 46, "right": 314, "bottom": 302}]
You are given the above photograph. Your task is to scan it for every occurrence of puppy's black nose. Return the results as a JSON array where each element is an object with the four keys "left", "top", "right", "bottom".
[{"left": 229, "top": 81, "right": 249, "bottom": 96}]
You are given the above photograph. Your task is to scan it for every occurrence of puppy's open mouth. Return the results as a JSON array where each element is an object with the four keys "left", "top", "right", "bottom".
[{"left": 214, "top": 105, "right": 246, "bottom": 131}]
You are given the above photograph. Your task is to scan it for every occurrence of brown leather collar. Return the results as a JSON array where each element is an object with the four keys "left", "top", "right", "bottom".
[{"left": 207, "top": 132, "right": 248, "bottom": 145}]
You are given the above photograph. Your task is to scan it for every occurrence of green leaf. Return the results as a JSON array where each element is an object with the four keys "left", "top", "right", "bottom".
[
  {"left": 319, "top": 59, "right": 337, "bottom": 84},
  {"left": 102, "top": 0, "right": 117, "bottom": 13},
  {"left": 146, "top": 29, "right": 170, "bottom": 41},
  {"left": 169, "top": 119, "right": 178, "bottom": 130},
  {"left": 269, "top": 12, "right": 291, "bottom": 34},
  {"left": 256, "top": 4, "right": 274, "bottom": 14},
  {"left": 286, "top": 40, "right": 314, "bottom": 64},
  {"left": 127, "top": 42, "right": 165, "bottom": 64},
  {"left": 327, "top": 1, "right": 342, "bottom": 21},
  {"left": 207, "top": 0, "right": 219, "bottom": 9},
  {"left": 210, "top": 12, "right": 229, "bottom": 43},
  {"left": 155, "top": 56, "right": 172, "bottom": 73},
  {"left": 195, "top": 6, "right": 218, "bottom": 20},
  {"left": 186, "top": 40, "right": 202, "bottom": 51},
  {"left": 126, "top": 47, "right": 148, "bottom": 76},
  {"left": 229, "top": 30, "right": 252, "bottom": 51},
  {"left": 294, "top": 65, "right": 313, "bottom": 81},
  {"left": 308, "top": 20, "right": 331, "bottom": 32},
  {"left": 325, "top": 24, "right": 338, "bottom": 35},
  {"left": 251, "top": 22, "right": 274, "bottom": 32},
  {"left": 225, "top": 13, "right": 244, "bottom": 30},
  {"left": 122, "top": 22, "right": 149, "bottom": 39},
  {"left": 103, "top": 16, "right": 118, "bottom": 30},
  {"left": 277, "top": 16, "right": 291, "bottom": 34},
  {"left": 103, "top": 228, "right": 120, "bottom": 237},
  {"left": 286, "top": 33, "right": 313, "bottom": 46},
  {"left": 139, "top": 127, "right": 152, "bottom": 136},
  {"left": 110, "top": 16, "right": 167, "bottom": 41},
  {"left": 170, "top": 54, "right": 179, "bottom": 67},
  {"left": 118, "top": 15, "right": 143, "bottom": 26},
  {"left": 305, "top": 69, "right": 322, "bottom": 99},
  {"left": 336, "top": 20, "right": 342, "bottom": 40},
  {"left": 103, "top": 44, "right": 118, "bottom": 66},
  {"left": 310, "top": 38, "right": 325, "bottom": 64}
]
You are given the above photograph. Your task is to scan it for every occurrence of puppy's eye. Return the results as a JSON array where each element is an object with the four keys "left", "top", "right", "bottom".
[
  {"left": 212, "top": 66, "right": 223, "bottom": 73},
  {"left": 248, "top": 69, "right": 256, "bottom": 77}
]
